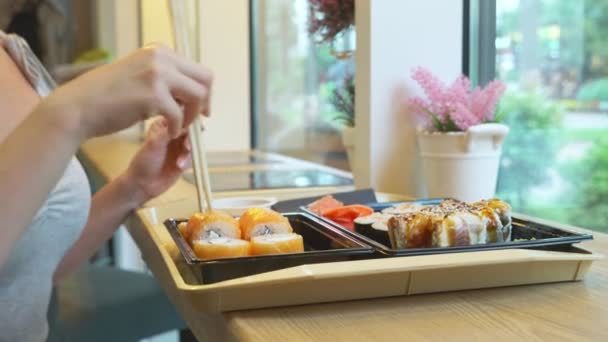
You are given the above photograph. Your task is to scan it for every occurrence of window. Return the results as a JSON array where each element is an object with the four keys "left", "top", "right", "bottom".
[
  {"left": 471, "top": 0, "right": 608, "bottom": 232},
  {"left": 250, "top": 0, "right": 354, "bottom": 171}
]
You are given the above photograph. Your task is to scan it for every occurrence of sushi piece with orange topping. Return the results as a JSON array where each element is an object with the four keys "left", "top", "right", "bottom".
[
  {"left": 186, "top": 211, "right": 241, "bottom": 244},
  {"left": 192, "top": 238, "right": 251, "bottom": 259},
  {"left": 239, "top": 208, "right": 293, "bottom": 240},
  {"left": 250, "top": 233, "right": 304, "bottom": 255}
]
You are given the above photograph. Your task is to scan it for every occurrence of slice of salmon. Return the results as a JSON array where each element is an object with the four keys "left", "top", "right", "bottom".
[
  {"left": 322, "top": 205, "right": 374, "bottom": 230},
  {"left": 307, "top": 195, "right": 344, "bottom": 215}
]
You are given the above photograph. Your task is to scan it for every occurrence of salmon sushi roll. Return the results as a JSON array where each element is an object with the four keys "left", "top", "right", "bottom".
[
  {"left": 177, "top": 222, "right": 190, "bottom": 240},
  {"left": 239, "top": 208, "right": 293, "bottom": 240},
  {"left": 250, "top": 233, "right": 304, "bottom": 256},
  {"left": 187, "top": 211, "right": 241, "bottom": 244},
  {"left": 192, "top": 238, "right": 251, "bottom": 259}
]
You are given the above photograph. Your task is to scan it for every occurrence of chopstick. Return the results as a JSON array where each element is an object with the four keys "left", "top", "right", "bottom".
[{"left": 167, "top": 0, "right": 213, "bottom": 213}]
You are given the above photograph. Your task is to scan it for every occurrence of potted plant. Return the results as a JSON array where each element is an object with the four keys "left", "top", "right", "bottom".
[
  {"left": 308, "top": 0, "right": 355, "bottom": 59},
  {"left": 329, "top": 76, "right": 355, "bottom": 166},
  {"left": 308, "top": 0, "right": 356, "bottom": 169},
  {"left": 409, "top": 67, "right": 508, "bottom": 202}
]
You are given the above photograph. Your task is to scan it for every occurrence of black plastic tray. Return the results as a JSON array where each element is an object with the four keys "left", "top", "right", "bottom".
[
  {"left": 164, "top": 213, "right": 375, "bottom": 284},
  {"left": 302, "top": 199, "right": 594, "bottom": 257}
]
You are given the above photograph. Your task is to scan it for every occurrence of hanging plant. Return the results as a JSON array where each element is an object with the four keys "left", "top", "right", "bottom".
[{"left": 308, "top": 0, "right": 355, "bottom": 43}]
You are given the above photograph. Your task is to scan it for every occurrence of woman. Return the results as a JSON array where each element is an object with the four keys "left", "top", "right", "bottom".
[{"left": 0, "top": 32, "right": 212, "bottom": 341}]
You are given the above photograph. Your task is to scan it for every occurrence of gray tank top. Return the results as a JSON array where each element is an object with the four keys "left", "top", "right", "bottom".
[{"left": 0, "top": 32, "right": 91, "bottom": 342}]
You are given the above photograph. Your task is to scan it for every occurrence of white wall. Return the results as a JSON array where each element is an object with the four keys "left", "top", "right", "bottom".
[
  {"left": 197, "top": 0, "right": 251, "bottom": 151},
  {"left": 99, "top": 0, "right": 251, "bottom": 152},
  {"left": 95, "top": 0, "right": 139, "bottom": 58},
  {"left": 140, "top": 0, "right": 175, "bottom": 48},
  {"left": 355, "top": 0, "right": 463, "bottom": 197}
]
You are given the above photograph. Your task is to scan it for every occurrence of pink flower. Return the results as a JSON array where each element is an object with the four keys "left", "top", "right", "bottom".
[{"left": 408, "top": 67, "right": 505, "bottom": 132}]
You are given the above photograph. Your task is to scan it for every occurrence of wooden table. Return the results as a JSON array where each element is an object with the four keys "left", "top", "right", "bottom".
[{"left": 80, "top": 135, "right": 608, "bottom": 342}]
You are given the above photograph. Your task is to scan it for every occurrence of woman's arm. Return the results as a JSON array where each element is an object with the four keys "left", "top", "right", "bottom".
[
  {"left": 0, "top": 47, "right": 76, "bottom": 266},
  {"left": 53, "top": 119, "right": 191, "bottom": 281},
  {"left": 0, "top": 102, "right": 82, "bottom": 267},
  {"left": 0, "top": 45, "right": 211, "bottom": 268}
]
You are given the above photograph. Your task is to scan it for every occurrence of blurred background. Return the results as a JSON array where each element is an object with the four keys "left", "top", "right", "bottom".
[{"left": 3, "top": 0, "right": 606, "bottom": 234}]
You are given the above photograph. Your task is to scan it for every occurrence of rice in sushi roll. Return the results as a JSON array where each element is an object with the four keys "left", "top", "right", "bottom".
[
  {"left": 250, "top": 233, "right": 304, "bottom": 255},
  {"left": 436, "top": 211, "right": 486, "bottom": 247},
  {"left": 239, "top": 208, "right": 293, "bottom": 240}
]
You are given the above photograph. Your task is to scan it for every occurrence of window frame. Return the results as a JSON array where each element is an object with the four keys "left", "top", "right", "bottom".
[{"left": 464, "top": 0, "right": 497, "bottom": 86}]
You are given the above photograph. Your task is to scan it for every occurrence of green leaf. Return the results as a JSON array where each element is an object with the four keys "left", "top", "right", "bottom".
[
  {"left": 422, "top": 107, "right": 445, "bottom": 131},
  {"left": 444, "top": 115, "right": 459, "bottom": 132}
]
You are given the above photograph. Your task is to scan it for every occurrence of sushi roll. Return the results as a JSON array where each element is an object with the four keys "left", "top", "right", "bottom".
[
  {"left": 250, "top": 233, "right": 304, "bottom": 255},
  {"left": 177, "top": 222, "right": 190, "bottom": 240},
  {"left": 405, "top": 213, "right": 437, "bottom": 248},
  {"left": 354, "top": 213, "right": 393, "bottom": 246},
  {"left": 192, "top": 238, "right": 251, "bottom": 259},
  {"left": 381, "top": 203, "right": 424, "bottom": 215},
  {"left": 239, "top": 208, "right": 293, "bottom": 240},
  {"left": 477, "top": 199, "right": 512, "bottom": 226},
  {"left": 187, "top": 211, "right": 241, "bottom": 244},
  {"left": 469, "top": 204, "right": 503, "bottom": 243},
  {"left": 387, "top": 199, "right": 513, "bottom": 249},
  {"left": 473, "top": 199, "right": 512, "bottom": 242},
  {"left": 388, "top": 212, "right": 436, "bottom": 249},
  {"left": 436, "top": 211, "right": 485, "bottom": 247}
]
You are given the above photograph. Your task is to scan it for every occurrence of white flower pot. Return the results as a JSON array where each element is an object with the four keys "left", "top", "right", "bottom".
[
  {"left": 341, "top": 126, "right": 355, "bottom": 169},
  {"left": 416, "top": 123, "right": 509, "bottom": 202}
]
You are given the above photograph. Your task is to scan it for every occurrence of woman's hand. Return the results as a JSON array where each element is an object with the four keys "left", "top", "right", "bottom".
[
  {"left": 121, "top": 118, "right": 193, "bottom": 206},
  {"left": 54, "top": 118, "right": 193, "bottom": 280},
  {"left": 37, "top": 43, "right": 212, "bottom": 141}
]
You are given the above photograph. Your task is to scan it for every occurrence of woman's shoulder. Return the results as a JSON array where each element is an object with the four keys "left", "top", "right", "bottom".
[
  {"left": 0, "top": 31, "right": 42, "bottom": 142},
  {"left": 0, "top": 30, "right": 55, "bottom": 97}
]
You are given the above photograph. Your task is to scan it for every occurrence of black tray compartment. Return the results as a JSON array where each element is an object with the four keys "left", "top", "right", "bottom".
[
  {"left": 165, "top": 213, "right": 374, "bottom": 284},
  {"left": 302, "top": 200, "right": 594, "bottom": 257}
]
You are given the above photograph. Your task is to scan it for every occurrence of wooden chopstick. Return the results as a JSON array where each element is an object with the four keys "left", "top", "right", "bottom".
[
  {"left": 189, "top": 122, "right": 214, "bottom": 211},
  {"left": 167, "top": 0, "right": 214, "bottom": 213}
]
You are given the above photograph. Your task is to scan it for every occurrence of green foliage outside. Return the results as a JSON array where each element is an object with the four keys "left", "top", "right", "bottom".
[
  {"left": 561, "top": 138, "right": 608, "bottom": 231},
  {"left": 576, "top": 78, "right": 608, "bottom": 102},
  {"left": 496, "top": 91, "right": 564, "bottom": 208},
  {"left": 496, "top": 0, "right": 608, "bottom": 232}
]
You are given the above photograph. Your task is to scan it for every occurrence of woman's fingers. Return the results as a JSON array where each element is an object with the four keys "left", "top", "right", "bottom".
[
  {"left": 164, "top": 49, "right": 212, "bottom": 117},
  {"left": 183, "top": 133, "right": 191, "bottom": 151},
  {"left": 140, "top": 45, "right": 212, "bottom": 134},
  {"left": 164, "top": 67, "right": 210, "bottom": 127},
  {"left": 145, "top": 118, "right": 170, "bottom": 146},
  {"left": 168, "top": 51, "right": 213, "bottom": 88},
  {"left": 155, "top": 85, "right": 183, "bottom": 138},
  {"left": 177, "top": 150, "right": 192, "bottom": 169}
]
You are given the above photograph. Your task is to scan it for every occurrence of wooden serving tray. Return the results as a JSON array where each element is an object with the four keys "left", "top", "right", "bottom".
[{"left": 130, "top": 200, "right": 602, "bottom": 313}]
